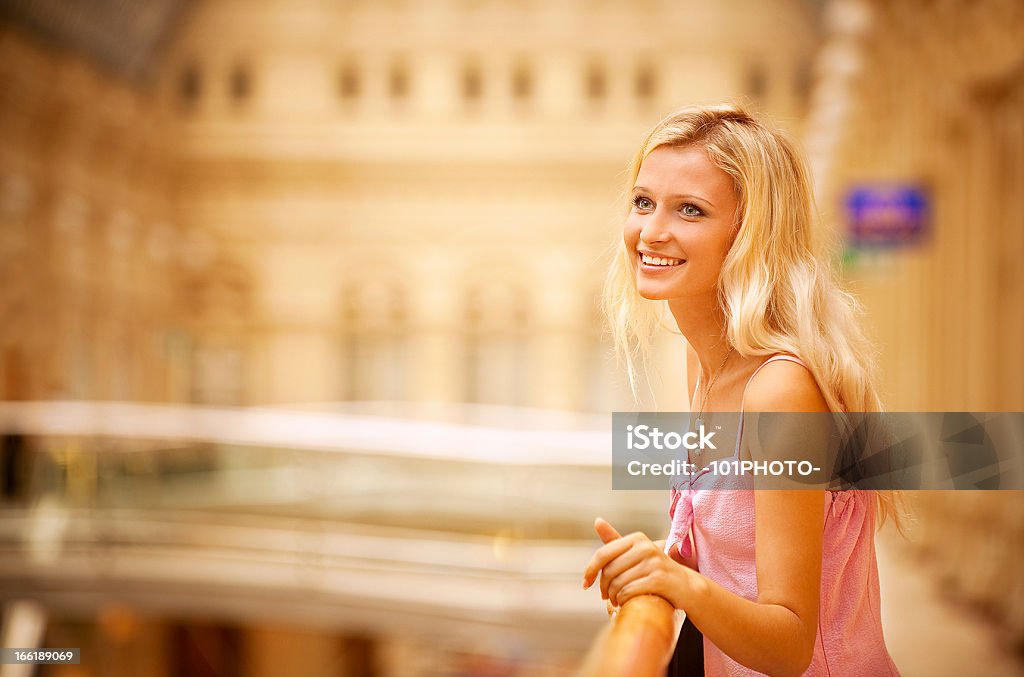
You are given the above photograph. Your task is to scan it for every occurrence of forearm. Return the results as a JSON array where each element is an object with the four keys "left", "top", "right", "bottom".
[{"left": 674, "top": 566, "right": 814, "bottom": 676}]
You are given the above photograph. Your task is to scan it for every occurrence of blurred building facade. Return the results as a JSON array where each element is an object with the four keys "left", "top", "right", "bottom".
[
  {"left": 0, "top": 1, "right": 821, "bottom": 675},
  {"left": 806, "top": 0, "right": 1024, "bottom": 411},
  {"left": 806, "top": 0, "right": 1024, "bottom": 660},
  {"left": 0, "top": 27, "right": 183, "bottom": 403},
  {"left": 164, "top": 0, "right": 818, "bottom": 412},
  {"left": 5, "top": 0, "right": 1022, "bottom": 412},
  {"left": 0, "top": 0, "right": 819, "bottom": 413}
]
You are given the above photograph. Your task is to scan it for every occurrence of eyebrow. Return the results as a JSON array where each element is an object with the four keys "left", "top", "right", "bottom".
[{"left": 632, "top": 186, "right": 716, "bottom": 209}]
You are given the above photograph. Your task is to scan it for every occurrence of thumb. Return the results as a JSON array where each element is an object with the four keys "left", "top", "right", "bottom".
[{"left": 594, "top": 517, "right": 622, "bottom": 544}]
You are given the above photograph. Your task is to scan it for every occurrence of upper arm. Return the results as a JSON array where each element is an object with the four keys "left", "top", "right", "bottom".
[
  {"left": 753, "top": 490, "right": 823, "bottom": 652},
  {"left": 746, "top": 360, "right": 830, "bottom": 651}
]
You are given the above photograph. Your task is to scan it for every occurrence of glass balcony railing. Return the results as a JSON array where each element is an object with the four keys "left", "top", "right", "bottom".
[{"left": 0, "top": 400, "right": 667, "bottom": 656}]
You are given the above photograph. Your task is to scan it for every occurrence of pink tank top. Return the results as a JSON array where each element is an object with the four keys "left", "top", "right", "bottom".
[{"left": 665, "top": 354, "right": 900, "bottom": 676}]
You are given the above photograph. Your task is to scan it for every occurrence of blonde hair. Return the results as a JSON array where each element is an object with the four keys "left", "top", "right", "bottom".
[{"left": 603, "top": 103, "right": 901, "bottom": 525}]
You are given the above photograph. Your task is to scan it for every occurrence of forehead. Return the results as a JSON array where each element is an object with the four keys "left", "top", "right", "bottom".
[{"left": 635, "top": 145, "right": 734, "bottom": 199}]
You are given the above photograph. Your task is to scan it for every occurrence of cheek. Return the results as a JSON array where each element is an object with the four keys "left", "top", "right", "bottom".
[
  {"left": 714, "top": 232, "right": 737, "bottom": 261},
  {"left": 691, "top": 228, "right": 732, "bottom": 257},
  {"left": 622, "top": 220, "right": 641, "bottom": 249},
  {"left": 688, "top": 237, "right": 733, "bottom": 281}
]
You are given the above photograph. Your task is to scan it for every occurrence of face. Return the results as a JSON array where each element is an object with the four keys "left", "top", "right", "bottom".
[{"left": 623, "top": 144, "right": 740, "bottom": 301}]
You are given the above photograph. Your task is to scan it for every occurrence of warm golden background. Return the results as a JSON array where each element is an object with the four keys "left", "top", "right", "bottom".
[{"left": 0, "top": 0, "right": 1022, "bottom": 675}]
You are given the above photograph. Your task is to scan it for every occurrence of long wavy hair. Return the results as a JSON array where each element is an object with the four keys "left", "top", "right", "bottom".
[{"left": 603, "top": 103, "right": 900, "bottom": 524}]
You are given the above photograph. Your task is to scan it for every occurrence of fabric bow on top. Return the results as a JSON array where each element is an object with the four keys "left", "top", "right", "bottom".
[{"left": 666, "top": 487, "right": 695, "bottom": 561}]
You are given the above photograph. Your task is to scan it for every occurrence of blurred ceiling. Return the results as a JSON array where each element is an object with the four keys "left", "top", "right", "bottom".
[
  {"left": 0, "top": 0, "right": 191, "bottom": 83},
  {"left": 0, "top": 0, "right": 827, "bottom": 86}
]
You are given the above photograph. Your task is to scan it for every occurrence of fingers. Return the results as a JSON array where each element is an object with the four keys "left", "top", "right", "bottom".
[
  {"left": 606, "top": 560, "right": 651, "bottom": 606},
  {"left": 605, "top": 599, "right": 619, "bottom": 617},
  {"left": 594, "top": 517, "right": 622, "bottom": 544},
  {"left": 583, "top": 524, "right": 658, "bottom": 590},
  {"left": 601, "top": 537, "right": 664, "bottom": 598},
  {"left": 582, "top": 523, "right": 633, "bottom": 589},
  {"left": 582, "top": 538, "right": 632, "bottom": 589},
  {"left": 582, "top": 521, "right": 675, "bottom": 609},
  {"left": 613, "top": 577, "right": 650, "bottom": 608},
  {"left": 599, "top": 544, "right": 651, "bottom": 600}
]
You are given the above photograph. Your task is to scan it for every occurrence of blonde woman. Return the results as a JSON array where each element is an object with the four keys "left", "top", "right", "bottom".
[{"left": 582, "top": 105, "right": 900, "bottom": 676}]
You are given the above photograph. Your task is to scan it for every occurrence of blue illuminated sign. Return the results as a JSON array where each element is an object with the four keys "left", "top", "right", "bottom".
[{"left": 844, "top": 185, "right": 929, "bottom": 248}]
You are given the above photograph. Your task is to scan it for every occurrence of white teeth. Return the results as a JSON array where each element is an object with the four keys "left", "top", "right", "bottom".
[{"left": 641, "top": 253, "right": 683, "bottom": 267}]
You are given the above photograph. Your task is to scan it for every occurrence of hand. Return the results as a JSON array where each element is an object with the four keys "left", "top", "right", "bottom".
[{"left": 582, "top": 517, "right": 690, "bottom": 610}]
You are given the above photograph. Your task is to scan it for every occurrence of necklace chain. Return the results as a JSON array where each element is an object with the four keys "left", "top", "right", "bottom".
[{"left": 695, "top": 345, "right": 735, "bottom": 424}]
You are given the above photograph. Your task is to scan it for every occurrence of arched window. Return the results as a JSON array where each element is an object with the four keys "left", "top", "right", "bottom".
[
  {"left": 178, "top": 61, "right": 201, "bottom": 110},
  {"left": 511, "top": 61, "right": 533, "bottom": 101},
  {"left": 462, "top": 59, "right": 483, "bottom": 102},
  {"left": 586, "top": 293, "right": 632, "bottom": 412},
  {"left": 793, "top": 58, "right": 812, "bottom": 112},
  {"left": 341, "top": 283, "right": 408, "bottom": 401},
  {"left": 388, "top": 59, "right": 410, "bottom": 100},
  {"left": 635, "top": 63, "right": 657, "bottom": 102},
  {"left": 228, "top": 62, "right": 252, "bottom": 105},
  {"left": 338, "top": 61, "right": 361, "bottom": 100},
  {"left": 585, "top": 61, "right": 607, "bottom": 102},
  {"left": 189, "top": 261, "right": 252, "bottom": 406},
  {"left": 464, "top": 281, "right": 528, "bottom": 406},
  {"left": 746, "top": 62, "right": 767, "bottom": 102}
]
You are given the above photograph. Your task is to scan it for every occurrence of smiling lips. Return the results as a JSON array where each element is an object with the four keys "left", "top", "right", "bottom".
[{"left": 639, "top": 252, "right": 686, "bottom": 267}]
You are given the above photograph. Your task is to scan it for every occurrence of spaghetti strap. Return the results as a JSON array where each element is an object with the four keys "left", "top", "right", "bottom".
[
  {"left": 690, "top": 353, "right": 808, "bottom": 414},
  {"left": 735, "top": 354, "right": 809, "bottom": 454}
]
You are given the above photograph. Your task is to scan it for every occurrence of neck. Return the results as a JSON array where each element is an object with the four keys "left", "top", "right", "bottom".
[{"left": 667, "top": 294, "right": 733, "bottom": 382}]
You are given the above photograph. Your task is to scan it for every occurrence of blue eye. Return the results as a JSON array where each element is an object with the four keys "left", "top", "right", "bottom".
[
  {"left": 681, "top": 203, "right": 703, "bottom": 217},
  {"left": 633, "top": 195, "right": 654, "bottom": 210}
]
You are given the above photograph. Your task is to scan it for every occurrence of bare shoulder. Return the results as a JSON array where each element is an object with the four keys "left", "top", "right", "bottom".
[{"left": 744, "top": 357, "right": 830, "bottom": 413}]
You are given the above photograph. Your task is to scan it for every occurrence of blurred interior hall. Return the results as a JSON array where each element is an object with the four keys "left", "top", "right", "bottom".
[{"left": 1, "top": 0, "right": 1023, "bottom": 675}]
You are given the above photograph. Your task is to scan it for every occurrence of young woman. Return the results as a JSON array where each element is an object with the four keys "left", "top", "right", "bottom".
[{"left": 582, "top": 105, "right": 900, "bottom": 676}]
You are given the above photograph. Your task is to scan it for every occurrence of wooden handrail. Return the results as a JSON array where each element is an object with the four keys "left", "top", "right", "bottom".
[{"left": 577, "top": 594, "right": 677, "bottom": 677}]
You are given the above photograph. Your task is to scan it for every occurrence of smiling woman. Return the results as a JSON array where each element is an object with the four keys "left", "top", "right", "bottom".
[
  {"left": 588, "top": 105, "right": 902, "bottom": 676},
  {"left": 626, "top": 145, "right": 739, "bottom": 302}
]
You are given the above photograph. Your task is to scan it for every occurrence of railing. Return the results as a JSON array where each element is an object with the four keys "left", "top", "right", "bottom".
[
  {"left": 577, "top": 594, "right": 677, "bottom": 676},
  {"left": 0, "top": 400, "right": 651, "bottom": 538},
  {"left": 0, "top": 401, "right": 682, "bottom": 661}
]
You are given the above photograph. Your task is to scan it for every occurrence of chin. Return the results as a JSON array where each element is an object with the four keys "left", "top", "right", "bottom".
[{"left": 636, "top": 284, "right": 670, "bottom": 300}]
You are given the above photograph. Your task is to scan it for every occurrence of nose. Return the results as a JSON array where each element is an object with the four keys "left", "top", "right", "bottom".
[{"left": 638, "top": 211, "right": 671, "bottom": 246}]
